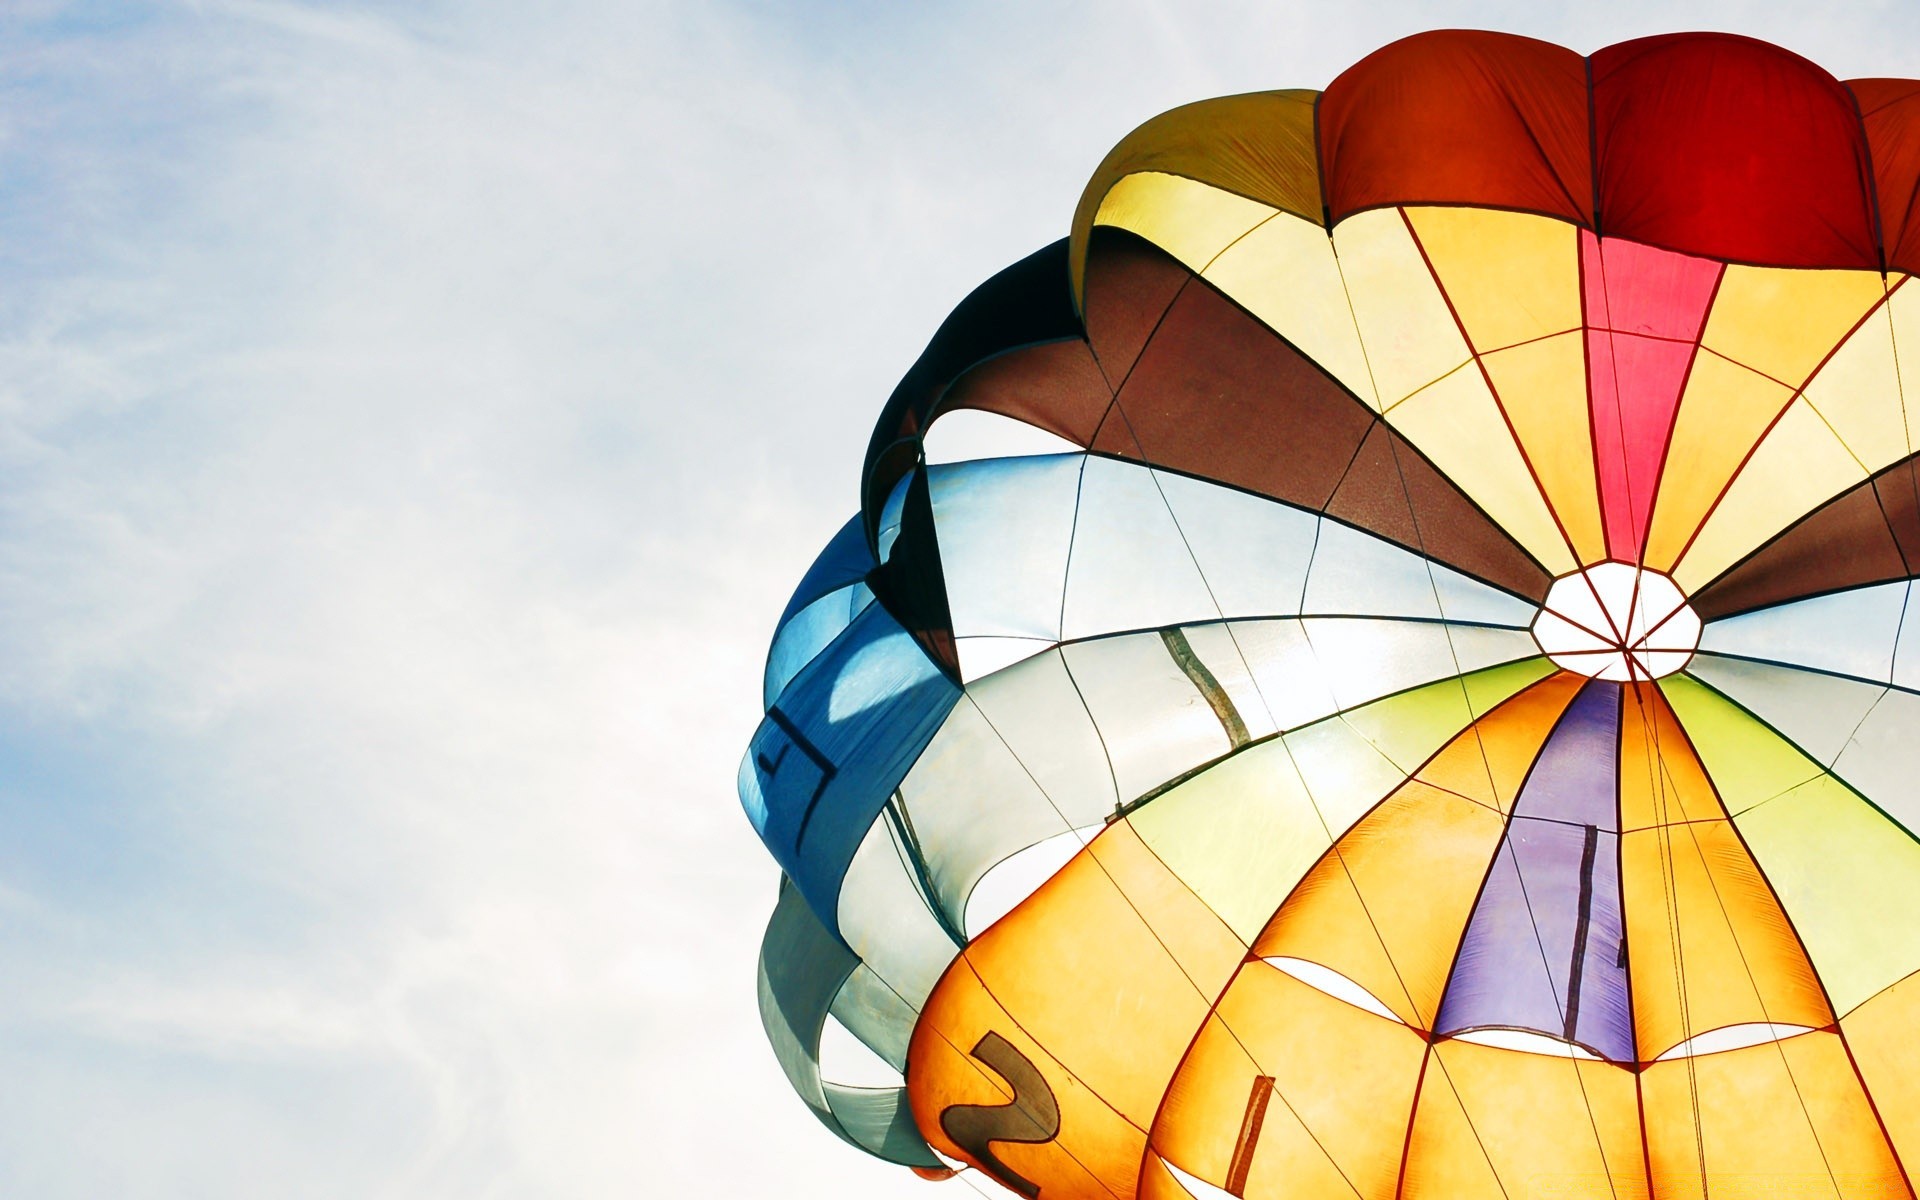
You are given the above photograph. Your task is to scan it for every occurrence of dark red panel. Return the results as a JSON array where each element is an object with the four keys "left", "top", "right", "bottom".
[
  {"left": 1590, "top": 34, "right": 1879, "bottom": 268},
  {"left": 1080, "top": 226, "right": 1191, "bottom": 385},
  {"left": 937, "top": 340, "right": 1113, "bottom": 448},
  {"left": 1318, "top": 30, "right": 1592, "bottom": 226},
  {"left": 1852, "top": 79, "right": 1920, "bottom": 275}
]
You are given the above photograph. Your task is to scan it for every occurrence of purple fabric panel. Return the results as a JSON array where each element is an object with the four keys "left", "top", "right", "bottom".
[{"left": 1512, "top": 679, "right": 1621, "bottom": 831}]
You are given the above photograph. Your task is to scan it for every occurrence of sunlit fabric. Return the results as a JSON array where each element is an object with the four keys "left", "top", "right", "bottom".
[{"left": 741, "top": 29, "right": 1920, "bottom": 1199}]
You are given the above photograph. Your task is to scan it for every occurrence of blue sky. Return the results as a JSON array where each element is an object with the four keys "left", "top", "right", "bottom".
[{"left": 0, "top": 1, "right": 1917, "bottom": 1197}]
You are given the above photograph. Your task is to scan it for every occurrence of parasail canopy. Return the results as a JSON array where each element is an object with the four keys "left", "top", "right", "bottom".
[{"left": 742, "top": 30, "right": 1920, "bottom": 1200}]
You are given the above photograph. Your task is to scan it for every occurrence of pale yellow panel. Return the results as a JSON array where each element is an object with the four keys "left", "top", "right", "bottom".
[
  {"left": 1802, "top": 279, "right": 1920, "bottom": 484},
  {"left": 1384, "top": 363, "right": 1579, "bottom": 574},
  {"left": 1405, "top": 206, "right": 1583, "bottom": 352},
  {"left": 1481, "top": 331, "right": 1607, "bottom": 565},
  {"left": 1094, "top": 170, "right": 1281, "bottom": 276},
  {"left": 1673, "top": 401, "right": 1870, "bottom": 594},
  {"left": 1332, "top": 207, "right": 1474, "bottom": 411},
  {"left": 1841, "top": 972, "right": 1920, "bottom": 1175},
  {"left": 1205, "top": 210, "right": 1377, "bottom": 408},
  {"left": 1700, "top": 263, "right": 1889, "bottom": 389},
  {"left": 1641, "top": 351, "right": 1795, "bottom": 571}
]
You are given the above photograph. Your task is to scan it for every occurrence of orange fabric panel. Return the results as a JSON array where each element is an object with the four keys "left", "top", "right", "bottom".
[
  {"left": 1414, "top": 670, "right": 1587, "bottom": 814},
  {"left": 1318, "top": 30, "right": 1592, "bottom": 227},
  {"left": 1622, "top": 816, "right": 1834, "bottom": 1060},
  {"left": 1403, "top": 1042, "right": 1644, "bottom": 1200},
  {"left": 1618, "top": 681, "right": 1731, "bottom": 830},
  {"left": 1640, "top": 1032, "right": 1908, "bottom": 1200},
  {"left": 1151, "top": 961, "right": 1426, "bottom": 1200},
  {"left": 1840, "top": 971, "right": 1920, "bottom": 1178},
  {"left": 907, "top": 957, "right": 1145, "bottom": 1200},
  {"left": 951, "top": 820, "right": 1246, "bottom": 1129},
  {"left": 1854, "top": 79, "right": 1920, "bottom": 277},
  {"left": 1252, "top": 784, "right": 1506, "bottom": 1029}
]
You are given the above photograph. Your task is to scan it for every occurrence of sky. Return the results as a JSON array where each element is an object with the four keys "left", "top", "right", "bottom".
[{"left": 1, "top": 1, "right": 1919, "bottom": 1197}]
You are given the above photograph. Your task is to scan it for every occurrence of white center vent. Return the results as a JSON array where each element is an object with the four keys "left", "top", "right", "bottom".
[{"left": 1531, "top": 562, "right": 1701, "bottom": 681}]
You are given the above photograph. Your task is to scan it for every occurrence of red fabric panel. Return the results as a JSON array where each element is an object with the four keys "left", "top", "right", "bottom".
[
  {"left": 1852, "top": 79, "right": 1920, "bottom": 275},
  {"left": 1581, "top": 231, "right": 1721, "bottom": 559},
  {"left": 1319, "top": 30, "right": 1592, "bottom": 226},
  {"left": 1590, "top": 34, "right": 1879, "bottom": 269}
]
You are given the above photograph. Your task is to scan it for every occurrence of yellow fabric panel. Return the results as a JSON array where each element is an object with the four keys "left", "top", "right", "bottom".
[
  {"left": 1801, "top": 286, "right": 1908, "bottom": 471},
  {"left": 1619, "top": 681, "right": 1727, "bottom": 830},
  {"left": 1737, "top": 772, "right": 1920, "bottom": 1017},
  {"left": 1659, "top": 674, "right": 1823, "bottom": 817},
  {"left": 1410, "top": 669, "right": 1585, "bottom": 814},
  {"left": 1479, "top": 331, "right": 1608, "bottom": 566},
  {"left": 959, "top": 820, "right": 1245, "bottom": 1128},
  {"left": 1093, "top": 172, "right": 1280, "bottom": 276},
  {"left": 1840, "top": 971, "right": 1920, "bottom": 1177},
  {"left": 1641, "top": 351, "right": 1795, "bottom": 571},
  {"left": 1253, "top": 783, "right": 1506, "bottom": 1028},
  {"left": 1641, "top": 1032, "right": 1905, "bottom": 1200},
  {"left": 1622, "top": 815, "right": 1834, "bottom": 1061},
  {"left": 1700, "top": 264, "right": 1888, "bottom": 389},
  {"left": 1127, "top": 738, "right": 1333, "bottom": 945},
  {"left": 1332, "top": 207, "right": 1475, "bottom": 412},
  {"left": 1070, "top": 89, "right": 1322, "bottom": 311},
  {"left": 1383, "top": 360, "right": 1580, "bottom": 574},
  {"left": 1137, "top": 1151, "right": 1193, "bottom": 1200},
  {"left": 1403, "top": 1041, "right": 1644, "bottom": 1200},
  {"left": 906, "top": 957, "right": 1148, "bottom": 1200},
  {"left": 1404, "top": 206, "right": 1582, "bottom": 353},
  {"left": 1155, "top": 960, "right": 1425, "bottom": 1200},
  {"left": 1672, "top": 399, "right": 1871, "bottom": 595},
  {"left": 1204, "top": 211, "right": 1376, "bottom": 408}
]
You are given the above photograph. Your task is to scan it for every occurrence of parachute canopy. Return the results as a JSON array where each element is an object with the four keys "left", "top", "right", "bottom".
[{"left": 742, "top": 30, "right": 1920, "bottom": 1200}]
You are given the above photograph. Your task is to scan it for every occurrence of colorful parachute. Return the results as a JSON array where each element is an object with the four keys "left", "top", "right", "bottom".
[{"left": 741, "top": 30, "right": 1920, "bottom": 1199}]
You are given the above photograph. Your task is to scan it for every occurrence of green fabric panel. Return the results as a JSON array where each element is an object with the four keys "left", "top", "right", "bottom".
[
  {"left": 1339, "top": 655, "right": 1554, "bottom": 774},
  {"left": 1660, "top": 672, "right": 1823, "bottom": 814},
  {"left": 823, "top": 1084, "right": 946, "bottom": 1169},
  {"left": 757, "top": 879, "right": 856, "bottom": 1116},
  {"left": 1665, "top": 678, "right": 1920, "bottom": 1015}
]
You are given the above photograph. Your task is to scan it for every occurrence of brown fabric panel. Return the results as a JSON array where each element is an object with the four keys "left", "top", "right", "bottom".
[
  {"left": 1852, "top": 79, "right": 1920, "bottom": 275},
  {"left": 1873, "top": 459, "right": 1920, "bottom": 570},
  {"left": 1318, "top": 30, "right": 1592, "bottom": 227},
  {"left": 1080, "top": 251, "right": 1552, "bottom": 601},
  {"left": 1068, "top": 89, "right": 1323, "bottom": 310},
  {"left": 1080, "top": 227, "right": 1191, "bottom": 388},
  {"left": 1323, "top": 421, "right": 1552, "bottom": 601},
  {"left": 1690, "top": 464, "right": 1912, "bottom": 621},
  {"left": 936, "top": 340, "right": 1112, "bottom": 448}
]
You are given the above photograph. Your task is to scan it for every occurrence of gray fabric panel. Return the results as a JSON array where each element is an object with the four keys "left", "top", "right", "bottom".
[
  {"left": 757, "top": 877, "right": 857, "bottom": 1115},
  {"left": 824, "top": 1083, "right": 944, "bottom": 1168}
]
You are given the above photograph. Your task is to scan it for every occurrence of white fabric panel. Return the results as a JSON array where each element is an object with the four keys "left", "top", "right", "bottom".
[
  {"left": 1061, "top": 632, "right": 1233, "bottom": 805},
  {"left": 955, "top": 635, "right": 1054, "bottom": 683},
  {"left": 1687, "top": 655, "right": 1888, "bottom": 768},
  {"left": 830, "top": 962, "right": 920, "bottom": 1071},
  {"left": 927, "top": 453, "right": 1081, "bottom": 642},
  {"left": 897, "top": 695, "right": 1084, "bottom": 921},
  {"left": 1062, "top": 456, "right": 1220, "bottom": 639},
  {"left": 1176, "top": 621, "right": 1284, "bottom": 741},
  {"left": 1301, "top": 517, "right": 1446, "bottom": 619},
  {"left": 965, "top": 649, "right": 1121, "bottom": 820},
  {"left": 835, "top": 815, "right": 963, "bottom": 1011},
  {"left": 1154, "top": 468, "right": 1316, "bottom": 617},
  {"left": 963, "top": 825, "right": 1100, "bottom": 938},
  {"left": 1299, "top": 619, "right": 1536, "bottom": 713},
  {"left": 1699, "top": 580, "right": 1907, "bottom": 683},
  {"left": 1834, "top": 688, "right": 1920, "bottom": 839},
  {"left": 1894, "top": 594, "right": 1920, "bottom": 692}
]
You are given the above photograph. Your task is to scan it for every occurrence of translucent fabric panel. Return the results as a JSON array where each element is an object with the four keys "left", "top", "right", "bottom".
[
  {"left": 1841, "top": 972, "right": 1920, "bottom": 1173},
  {"left": 819, "top": 1084, "right": 946, "bottom": 1169},
  {"left": 1642, "top": 351, "right": 1796, "bottom": 571},
  {"left": 1294, "top": 618, "right": 1536, "bottom": 714},
  {"left": 876, "top": 470, "right": 911, "bottom": 561},
  {"left": 926, "top": 453, "right": 1083, "bottom": 643},
  {"left": 1477, "top": 330, "right": 1608, "bottom": 565},
  {"left": 964, "top": 649, "right": 1120, "bottom": 822},
  {"left": 1403, "top": 206, "right": 1582, "bottom": 353},
  {"left": 1062, "top": 456, "right": 1222, "bottom": 639},
  {"left": 1152, "top": 467, "right": 1318, "bottom": 619},
  {"left": 953, "top": 634, "right": 1054, "bottom": 683},
  {"left": 1092, "top": 170, "right": 1280, "bottom": 273},
  {"left": 777, "top": 512, "right": 875, "bottom": 627},
  {"left": 831, "top": 962, "right": 919, "bottom": 1072},
  {"left": 1337, "top": 656, "right": 1557, "bottom": 779},
  {"left": 1685, "top": 654, "right": 1889, "bottom": 768},
  {"left": 894, "top": 694, "right": 1083, "bottom": 924},
  {"left": 1659, "top": 673, "right": 1826, "bottom": 814},
  {"left": 1333, "top": 206, "right": 1474, "bottom": 409},
  {"left": 1832, "top": 687, "right": 1920, "bottom": 839},
  {"left": 1201, "top": 210, "right": 1377, "bottom": 408},
  {"left": 961, "top": 826, "right": 1099, "bottom": 939},
  {"left": 1402, "top": 1042, "right": 1641, "bottom": 1200},
  {"left": 1698, "top": 580, "right": 1908, "bottom": 683},
  {"left": 1152, "top": 962, "right": 1427, "bottom": 1200},
  {"left": 1699, "top": 262, "right": 1888, "bottom": 390},
  {"left": 1301, "top": 516, "right": 1529, "bottom": 625},
  {"left": 835, "top": 813, "right": 964, "bottom": 1012},
  {"left": 765, "top": 583, "right": 872, "bottom": 707},
  {"left": 1060, "top": 631, "right": 1232, "bottom": 806},
  {"left": 1640, "top": 1032, "right": 1904, "bottom": 1200},
  {"left": 1174, "top": 621, "right": 1285, "bottom": 743}
]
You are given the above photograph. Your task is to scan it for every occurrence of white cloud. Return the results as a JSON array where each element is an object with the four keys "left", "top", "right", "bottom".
[{"left": 0, "top": 1, "right": 1913, "bottom": 1197}]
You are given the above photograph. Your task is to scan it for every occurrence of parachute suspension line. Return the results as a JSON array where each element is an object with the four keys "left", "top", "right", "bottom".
[{"left": 883, "top": 789, "right": 967, "bottom": 949}]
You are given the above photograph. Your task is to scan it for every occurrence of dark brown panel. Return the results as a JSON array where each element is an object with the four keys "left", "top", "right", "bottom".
[
  {"left": 1691, "top": 459, "right": 1916, "bottom": 620},
  {"left": 1081, "top": 248, "right": 1552, "bottom": 602},
  {"left": 1080, "top": 226, "right": 1191, "bottom": 387},
  {"left": 936, "top": 339, "right": 1112, "bottom": 448}
]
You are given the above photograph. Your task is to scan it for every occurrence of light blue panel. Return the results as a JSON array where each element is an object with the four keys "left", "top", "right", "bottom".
[
  {"left": 1686, "top": 654, "right": 1887, "bottom": 768},
  {"left": 926, "top": 453, "right": 1082, "bottom": 642},
  {"left": 779, "top": 513, "right": 875, "bottom": 626},
  {"left": 1834, "top": 687, "right": 1920, "bottom": 839},
  {"left": 1892, "top": 584, "right": 1920, "bottom": 691},
  {"left": 1153, "top": 469, "right": 1317, "bottom": 617},
  {"left": 875, "top": 471, "right": 912, "bottom": 562},
  {"left": 765, "top": 584, "right": 874, "bottom": 707},
  {"left": 1427, "top": 562, "right": 1537, "bottom": 627},
  {"left": 1061, "top": 457, "right": 1220, "bottom": 639},
  {"left": 1301, "top": 517, "right": 1445, "bottom": 620},
  {"left": 1700, "top": 580, "right": 1906, "bottom": 683}
]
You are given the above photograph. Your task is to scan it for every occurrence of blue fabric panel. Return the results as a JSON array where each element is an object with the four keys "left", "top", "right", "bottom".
[
  {"left": 780, "top": 513, "right": 877, "bottom": 626},
  {"left": 741, "top": 601, "right": 961, "bottom": 924},
  {"left": 765, "top": 585, "right": 875, "bottom": 708}
]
